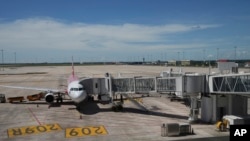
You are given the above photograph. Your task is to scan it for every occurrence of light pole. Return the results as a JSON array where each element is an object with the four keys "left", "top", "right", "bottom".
[
  {"left": 182, "top": 51, "right": 184, "bottom": 60},
  {"left": 1, "top": 49, "right": 4, "bottom": 71},
  {"left": 177, "top": 52, "right": 180, "bottom": 66},
  {"left": 217, "top": 48, "right": 219, "bottom": 61},
  {"left": 234, "top": 46, "right": 237, "bottom": 62},
  {"left": 208, "top": 55, "right": 212, "bottom": 75},
  {"left": 14, "top": 52, "right": 16, "bottom": 64},
  {"left": 203, "top": 49, "right": 206, "bottom": 66}
]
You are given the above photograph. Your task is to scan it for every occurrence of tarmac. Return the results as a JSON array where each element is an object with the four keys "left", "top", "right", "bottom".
[{"left": 1, "top": 65, "right": 246, "bottom": 141}]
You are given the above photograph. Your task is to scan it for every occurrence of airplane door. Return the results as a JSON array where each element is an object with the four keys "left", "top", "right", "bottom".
[{"left": 93, "top": 78, "right": 101, "bottom": 95}]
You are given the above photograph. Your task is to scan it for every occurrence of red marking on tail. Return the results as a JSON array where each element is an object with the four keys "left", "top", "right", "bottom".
[{"left": 68, "top": 56, "right": 78, "bottom": 84}]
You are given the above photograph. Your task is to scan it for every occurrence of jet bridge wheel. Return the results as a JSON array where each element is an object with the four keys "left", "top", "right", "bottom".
[
  {"left": 88, "top": 96, "right": 94, "bottom": 102},
  {"left": 112, "top": 102, "right": 123, "bottom": 112}
]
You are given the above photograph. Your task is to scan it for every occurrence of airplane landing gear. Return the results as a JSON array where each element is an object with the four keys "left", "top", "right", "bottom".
[{"left": 56, "top": 93, "right": 63, "bottom": 103}]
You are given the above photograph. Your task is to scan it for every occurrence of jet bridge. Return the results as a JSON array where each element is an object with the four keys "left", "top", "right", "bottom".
[
  {"left": 112, "top": 74, "right": 206, "bottom": 94},
  {"left": 112, "top": 77, "right": 177, "bottom": 94},
  {"left": 209, "top": 73, "right": 250, "bottom": 95},
  {"left": 113, "top": 73, "right": 206, "bottom": 122},
  {"left": 80, "top": 72, "right": 206, "bottom": 122},
  {"left": 200, "top": 73, "right": 250, "bottom": 123},
  {"left": 113, "top": 77, "right": 189, "bottom": 96},
  {"left": 112, "top": 74, "right": 206, "bottom": 122},
  {"left": 79, "top": 67, "right": 250, "bottom": 123}
]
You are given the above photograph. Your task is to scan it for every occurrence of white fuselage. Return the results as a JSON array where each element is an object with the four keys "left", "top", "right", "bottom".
[{"left": 67, "top": 80, "right": 87, "bottom": 103}]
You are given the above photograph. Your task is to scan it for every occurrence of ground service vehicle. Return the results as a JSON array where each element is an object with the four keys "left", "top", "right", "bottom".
[{"left": 0, "top": 94, "right": 6, "bottom": 103}]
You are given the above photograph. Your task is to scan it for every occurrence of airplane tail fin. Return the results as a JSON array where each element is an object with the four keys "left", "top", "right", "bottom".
[{"left": 68, "top": 56, "right": 78, "bottom": 84}]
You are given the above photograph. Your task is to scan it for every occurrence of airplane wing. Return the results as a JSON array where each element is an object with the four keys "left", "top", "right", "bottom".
[
  {"left": 0, "top": 84, "right": 70, "bottom": 104},
  {"left": 0, "top": 85, "right": 61, "bottom": 93}
]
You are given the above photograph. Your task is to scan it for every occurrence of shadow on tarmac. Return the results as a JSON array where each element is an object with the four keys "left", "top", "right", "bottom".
[
  {"left": 172, "top": 136, "right": 229, "bottom": 141},
  {"left": 9, "top": 99, "right": 188, "bottom": 120},
  {"left": 76, "top": 101, "right": 188, "bottom": 120}
]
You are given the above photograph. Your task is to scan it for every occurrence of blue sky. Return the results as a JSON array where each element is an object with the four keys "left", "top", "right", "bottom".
[{"left": 0, "top": 0, "right": 250, "bottom": 63}]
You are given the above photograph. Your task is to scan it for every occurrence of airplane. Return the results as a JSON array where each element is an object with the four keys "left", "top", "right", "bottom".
[{"left": 0, "top": 58, "right": 88, "bottom": 106}]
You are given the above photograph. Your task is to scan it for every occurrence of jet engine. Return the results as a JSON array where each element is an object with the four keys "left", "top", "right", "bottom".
[{"left": 45, "top": 93, "right": 54, "bottom": 103}]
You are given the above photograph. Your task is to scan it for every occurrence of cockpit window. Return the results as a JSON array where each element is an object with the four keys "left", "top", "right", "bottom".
[{"left": 70, "top": 88, "right": 84, "bottom": 91}]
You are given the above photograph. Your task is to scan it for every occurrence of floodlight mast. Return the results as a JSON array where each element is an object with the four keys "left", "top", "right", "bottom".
[
  {"left": 1, "top": 49, "right": 4, "bottom": 71},
  {"left": 234, "top": 46, "right": 237, "bottom": 62}
]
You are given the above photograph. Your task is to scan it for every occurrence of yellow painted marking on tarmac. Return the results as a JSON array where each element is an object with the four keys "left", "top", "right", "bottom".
[
  {"left": 124, "top": 97, "right": 143, "bottom": 103},
  {"left": 7, "top": 123, "right": 62, "bottom": 138},
  {"left": 136, "top": 98, "right": 143, "bottom": 103},
  {"left": 65, "top": 125, "right": 108, "bottom": 138}
]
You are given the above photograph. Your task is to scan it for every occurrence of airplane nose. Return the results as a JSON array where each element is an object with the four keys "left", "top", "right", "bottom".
[{"left": 70, "top": 91, "right": 87, "bottom": 103}]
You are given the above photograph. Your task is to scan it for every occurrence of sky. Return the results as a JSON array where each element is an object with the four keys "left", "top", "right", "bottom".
[{"left": 0, "top": 0, "right": 250, "bottom": 63}]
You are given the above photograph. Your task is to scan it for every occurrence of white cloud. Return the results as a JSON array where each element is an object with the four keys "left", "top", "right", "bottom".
[
  {"left": 0, "top": 18, "right": 220, "bottom": 52},
  {"left": 0, "top": 18, "right": 225, "bottom": 60}
]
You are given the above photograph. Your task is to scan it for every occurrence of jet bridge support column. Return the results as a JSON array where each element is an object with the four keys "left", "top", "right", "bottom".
[
  {"left": 185, "top": 74, "right": 206, "bottom": 123},
  {"left": 105, "top": 73, "right": 113, "bottom": 103},
  {"left": 188, "top": 94, "right": 199, "bottom": 123}
]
